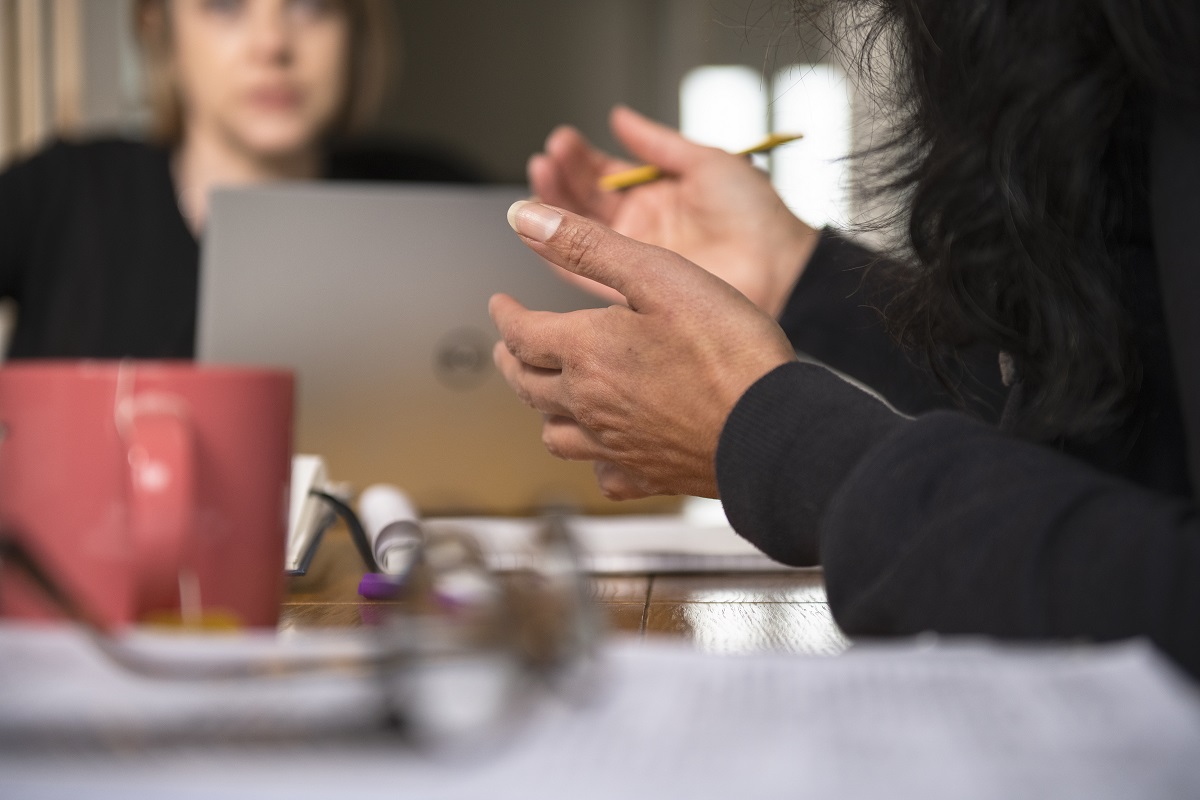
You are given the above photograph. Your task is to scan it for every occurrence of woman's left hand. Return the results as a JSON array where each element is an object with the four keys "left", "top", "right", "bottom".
[{"left": 489, "top": 201, "right": 797, "bottom": 500}]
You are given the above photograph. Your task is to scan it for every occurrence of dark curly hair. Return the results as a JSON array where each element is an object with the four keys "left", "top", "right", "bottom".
[{"left": 796, "top": 0, "right": 1199, "bottom": 439}]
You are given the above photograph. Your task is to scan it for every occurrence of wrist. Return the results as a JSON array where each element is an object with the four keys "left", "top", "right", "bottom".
[{"left": 760, "top": 219, "right": 820, "bottom": 319}]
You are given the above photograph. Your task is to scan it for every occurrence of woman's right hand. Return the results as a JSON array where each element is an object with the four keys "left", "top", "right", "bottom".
[{"left": 527, "top": 105, "right": 820, "bottom": 316}]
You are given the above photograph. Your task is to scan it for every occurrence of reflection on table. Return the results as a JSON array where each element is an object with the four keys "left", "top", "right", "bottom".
[{"left": 282, "top": 525, "right": 850, "bottom": 656}]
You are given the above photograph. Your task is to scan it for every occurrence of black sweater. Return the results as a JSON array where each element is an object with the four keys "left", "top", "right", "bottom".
[
  {"left": 716, "top": 101, "right": 1200, "bottom": 678},
  {"left": 0, "top": 138, "right": 481, "bottom": 359}
]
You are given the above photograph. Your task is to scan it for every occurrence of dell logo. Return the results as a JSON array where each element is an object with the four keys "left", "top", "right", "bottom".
[{"left": 434, "top": 327, "right": 493, "bottom": 390}]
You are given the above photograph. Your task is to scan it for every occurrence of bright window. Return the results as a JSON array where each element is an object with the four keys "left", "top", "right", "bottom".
[
  {"left": 680, "top": 65, "right": 768, "bottom": 152},
  {"left": 681, "top": 63, "right": 852, "bottom": 228}
]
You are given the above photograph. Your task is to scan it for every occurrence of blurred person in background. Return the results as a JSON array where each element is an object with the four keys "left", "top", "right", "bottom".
[{"left": 0, "top": 0, "right": 478, "bottom": 360}]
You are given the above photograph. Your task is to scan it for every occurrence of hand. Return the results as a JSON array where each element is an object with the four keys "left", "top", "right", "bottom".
[
  {"left": 528, "top": 105, "right": 820, "bottom": 317},
  {"left": 490, "top": 201, "right": 798, "bottom": 500}
]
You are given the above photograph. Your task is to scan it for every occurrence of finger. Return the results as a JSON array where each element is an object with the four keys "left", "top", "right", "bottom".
[
  {"left": 540, "top": 415, "right": 614, "bottom": 462},
  {"left": 505, "top": 202, "right": 680, "bottom": 311},
  {"left": 593, "top": 460, "right": 651, "bottom": 501},
  {"left": 528, "top": 153, "right": 575, "bottom": 210},
  {"left": 529, "top": 148, "right": 619, "bottom": 226},
  {"left": 544, "top": 126, "right": 626, "bottom": 218},
  {"left": 514, "top": 192, "right": 630, "bottom": 304},
  {"left": 488, "top": 292, "right": 569, "bottom": 370},
  {"left": 545, "top": 261, "right": 629, "bottom": 306},
  {"left": 492, "top": 343, "right": 572, "bottom": 417},
  {"left": 609, "top": 105, "right": 713, "bottom": 177}
]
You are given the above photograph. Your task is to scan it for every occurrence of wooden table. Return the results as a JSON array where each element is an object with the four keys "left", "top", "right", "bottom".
[{"left": 281, "top": 526, "right": 850, "bottom": 656}]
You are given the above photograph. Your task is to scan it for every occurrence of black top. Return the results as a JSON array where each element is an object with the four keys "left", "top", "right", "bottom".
[
  {"left": 716, "top": 100, "right": 1200, "bottom": 677},
  {"left": 0, "top": 137, "right": 482, "bottom": 359}
]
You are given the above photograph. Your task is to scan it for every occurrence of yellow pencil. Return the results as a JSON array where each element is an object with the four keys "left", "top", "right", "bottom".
[{"left": 598, "top": 132, "right": 804, "bottom": 192}]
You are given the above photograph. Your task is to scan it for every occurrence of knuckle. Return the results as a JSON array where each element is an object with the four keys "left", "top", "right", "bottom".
[
  {"left": 573, "top": 404, "right": 603, "bottom": 433},
  {"left": 635, "top": 474, "right": 661, "bottom": 497},
  {"left": 505, "top": 336, "right": 530, "bottom": 365},
  {"left": 594, "top": 462, "right": 639, "bottom": 501},
  {"left": 597, "top": 474, "right": 628, "bottom": 501},
  {"left": 542, "top": 428, "right": 567, "bottom": 460},
  {"left": 598, "top": 485, "right": 623, "bottom": 501},
  {"left": 514, "top": 381, "right": 536, "bottom": 409},
  {"left": 567, "top": 380, "right": 613, "bottom": 433},
  {"left": 558, "top": 223, "right": 604, "bottom": 272}
]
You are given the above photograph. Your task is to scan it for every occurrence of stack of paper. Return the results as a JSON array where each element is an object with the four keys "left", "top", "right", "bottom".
[{"left": 1, "top": 624, "right": 1198, "bottom": 799}]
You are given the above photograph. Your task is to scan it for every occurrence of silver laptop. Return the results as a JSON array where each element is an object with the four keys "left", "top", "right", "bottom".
[{"left": 197, "top": 183, "right": 673, "bottom": 515}]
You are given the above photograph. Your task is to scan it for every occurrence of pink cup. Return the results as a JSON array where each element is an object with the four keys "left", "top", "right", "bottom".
[{"left": 0, "top": 361, "right": 293, "bottom": 629}]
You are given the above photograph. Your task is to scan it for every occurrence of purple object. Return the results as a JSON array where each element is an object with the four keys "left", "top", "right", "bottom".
[{"left": 358, "top": 572, "right": 405, "bottom": 600}]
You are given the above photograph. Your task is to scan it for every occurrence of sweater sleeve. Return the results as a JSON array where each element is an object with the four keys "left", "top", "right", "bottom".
[
  {"left": 716, "top": 362, "right": 1200, "bottom": 678},
  {"left": 780, "top": 229, "right": 1006, "bottom": 420},
  {"left": 717, "top": 99, "right": 1200, "bottom": 678}
]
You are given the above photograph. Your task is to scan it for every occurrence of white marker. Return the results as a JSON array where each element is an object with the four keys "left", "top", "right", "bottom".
[{"left": 358, "top": 484, "right": 423, "bottom": 576}]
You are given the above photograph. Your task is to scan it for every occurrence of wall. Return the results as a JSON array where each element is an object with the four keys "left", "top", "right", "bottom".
[
  {"left": 8, "top": 1, "right": 838, "bottom": 177},
  {"left": 380, "top": 0, "right": 822, "bottom": 182},
  {"left": 0, "top": 0, "right": 141, "bottom": 167},
  {"left": 7, "top": 1, "right": 837, "bottom": 181},
  {"left": 78, "top": 0, "right": 143, "bottom": 136}
]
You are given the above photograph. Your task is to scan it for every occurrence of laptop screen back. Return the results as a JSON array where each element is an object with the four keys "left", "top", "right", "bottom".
[{"left": 197, "top": 183, "right": 668, "bottom": 515}]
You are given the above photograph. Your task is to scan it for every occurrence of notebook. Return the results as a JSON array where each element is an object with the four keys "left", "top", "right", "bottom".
[{"left": 196, "top": 183, "right": 676, "bottom": 516}]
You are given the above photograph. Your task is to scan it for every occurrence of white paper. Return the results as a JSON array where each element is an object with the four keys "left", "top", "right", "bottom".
[
  {"left": 425, "top": 514, "right": 798, "bottom": 573},
  {"left": 285, "top": 455, "right": 329, "bottom": 572},
  {"left": 2, "top": 624, "right": 1199, "bottom": 799}
]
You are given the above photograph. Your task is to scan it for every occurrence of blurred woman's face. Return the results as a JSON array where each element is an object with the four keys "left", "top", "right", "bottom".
[{"left": 171, "top": 0, "right": 350, "bottom": 157}]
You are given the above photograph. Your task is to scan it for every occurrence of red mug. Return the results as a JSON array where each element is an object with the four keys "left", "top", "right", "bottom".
[{"left": 0, "top": 361, "right": 293, "bottom": 629}]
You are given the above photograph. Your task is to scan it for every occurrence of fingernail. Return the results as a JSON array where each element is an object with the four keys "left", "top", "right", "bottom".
[{"left": 507, "top": 201, "right": 562, "bottom": 242}]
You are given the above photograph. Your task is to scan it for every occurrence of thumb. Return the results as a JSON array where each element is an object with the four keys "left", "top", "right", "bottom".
[
  {"left": 507, "top": 200, "right": 672, "bottom": 311},
  {"left": 609, "top": 105, "right": 711, "bottom": 176}
]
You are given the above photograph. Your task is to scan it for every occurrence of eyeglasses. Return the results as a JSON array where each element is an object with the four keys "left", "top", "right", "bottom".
[{"left": 0, "top": 512, "right": 603, "bottom": 749}]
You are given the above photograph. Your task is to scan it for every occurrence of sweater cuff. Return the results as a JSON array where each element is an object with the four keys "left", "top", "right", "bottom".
[
  {"left": 715, "top": 361, "right": 906, "bottom": 566},
  {"left": 777, "top": 227, "right": 880, "bottom": 334}
]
